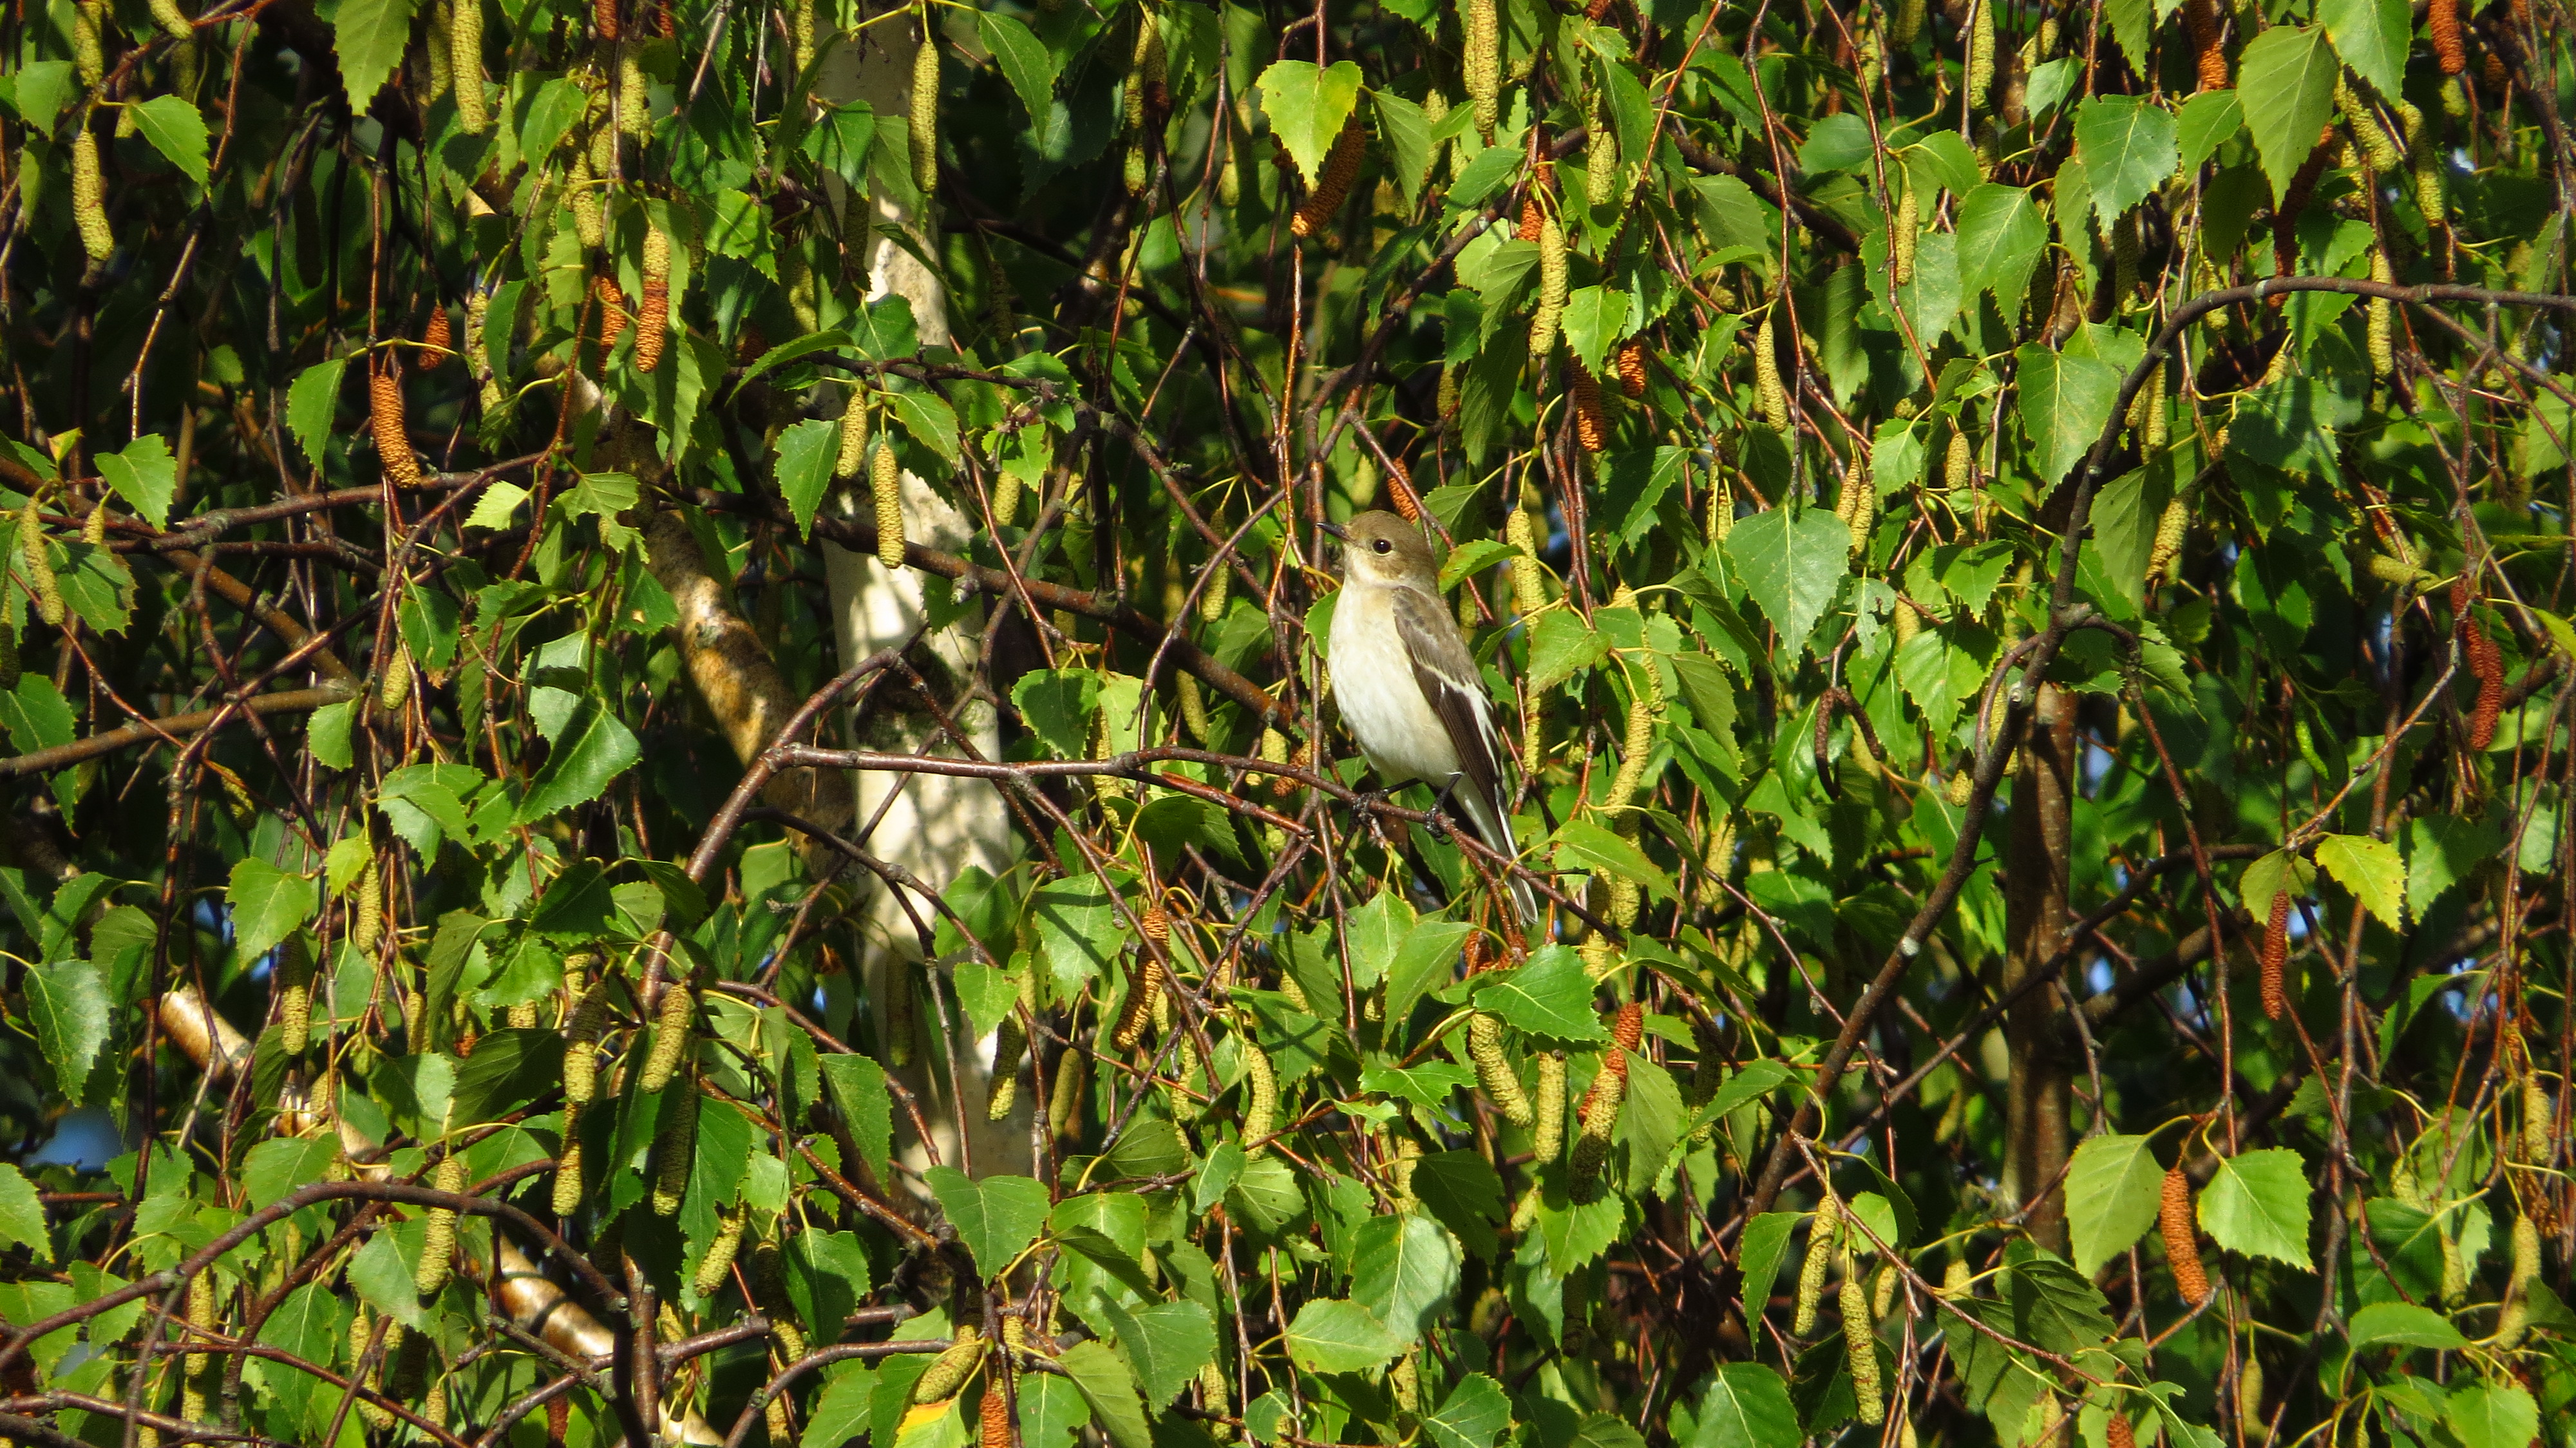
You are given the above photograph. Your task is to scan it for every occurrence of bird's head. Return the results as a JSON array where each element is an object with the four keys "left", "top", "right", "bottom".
[{"left": 1330, "top": 510, "right": 1439, "bottom": 590}]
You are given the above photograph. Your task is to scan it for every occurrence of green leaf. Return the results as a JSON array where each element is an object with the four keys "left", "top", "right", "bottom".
[
  {"left": 1097, "top": 1298, "right": 1214, "bottom": 1407},
  {"left": 2445, "top": 1382, "right": 2538, "bottom": 1448},
  {"left": 1725, "top": 506, "right": 1851, "bottom": 657},
  {"left": 819, "top": 1054, "right": 893, "bottom": 1180},
  {"left": 1383, "top": 919, "right": 1474, "bottom": 1025},
  {"left": 2065, "top": 1134, "right": 2167, "bottom": 1277},
  {"left": 1257, "top": 60, "right": 1367, "bottom": 186},
  {"left": 287, "top": 358, "right": 348, "bottom": 479},
  {"left": 1470, "top": 946, "right": 1608, "bottom": 1042},
  {"left": 975, "top": 10, "right": 1057, "bottom": 122},
  {"left": 1955, "top": 185, "right": 2049, "bottom": 307},
  {"left": 2320, "top": 0, "right": 2410, "bottom": 97},
  {"left": 1012, "top": 670, "right": 1101, "bottom": 761},
  {"left": 886, "top": 390, "right": 960, "bottom": 466},
  {"left": 1284, "top": 1299, "right": 1407, "bottom": 1374},
  {"left": 1411, "top": 1150, "right": 1505, "bottom": 1257},
  {"left": 2235, "top": 26, "right": 2339, "bottom": 204},
  {"left": 800, "top": 1369, "right": 877, "bottom": 1448},
  {"left": 1527, "top": 609, "right": 1613, "bottom": 693},
  {"left": 922, "top": 1167, "right": 1050, "bottom": 1279},
  {"left": 2406, "top": 813, "right": 2499, "bottom": 916},
  {"left": 2005, "top": 1244, "right": 2116, "bottom": 1352},
  {"left": 243, "top": 1135, "right": 342, "bottom": 1210},
  {"left": 128, "top": 95, "right": 209, "bottom": 189},
  {"left": 0, "top": 676, "right": 75, "bottom": 757},
  {"left": 1423, "top": 1373, "right": 1514, "bottom": 1448},
  {"left": 1560, "top": 286, "right": 1632, "bottom": 378},
  {"left": 0, "top": 1163, "right": 50, "bottom": 1262},
  {"left": 1688, "top": 1362, "right": 1803, "bottom": 1448},
  {"left": 516, "top": 697, "right": 641, "bottom": 821},
  {"left": 329, "top": 0, "right": 424, "bottom": 111},
  {"left": 2015, "top": 345, "right": 2125, "bottom": 490},
  {"left": 2346, "top": 1301, "right": 2468, "bottom": 1352},
  {"left": 1360, "top": 1060, "right": 1477, "bottom": 1114},
  {"left": 449, "top": 1028, "right": 567, "bottom": 1124},
  {"left": 2179, "top": 90, "right": 2244, "bottom": 171},
  {"left": 2315, "top": 834, "right": 2404, "bottom": 928},
  {"left": 1736, "top": 1212, "right": 1800, "bottom": 1320},
  {"left": 24, "top": 958, "right": 108, "bottom": 1103},
  {"left": 1056, "top": 1340, "right": 1151, "bottom": 1448},
  {"left": 227, "top": 857, "right": 316, "bottom": 964},
  {"left": 1550, "top": 816, "right": 1676, "bottom": 900},
  {"left": 1375, "top": 91, "right": 1433, "bottom": 206},
  {"left": 2073, "top": 96, "right": 2178, "bottom": 221},
  {"left": 1016, "top": 1373, "right": 1090, "bottom": 1448},
  {"left": 2238, "top": 848, "right": 2316, "bottom": 910},
  {"left": 1351, "top": 1213, "right": 1461, "bottom": 1339},
  {"left": 2198, "top": 1148, "right": 2312, "bottom": 1269},
  {"left": 773, "top": 417, "right": 839, "bottom": 540},
  {"left": 2101, "top": 0, "right": 2154, "bottom": 79},
  {"left": 94, "top": 436, "right": 177, "bottom": 528}
]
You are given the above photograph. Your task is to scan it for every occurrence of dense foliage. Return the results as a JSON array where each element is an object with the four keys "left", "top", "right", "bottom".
[{"left": 1, "top": 0, "right": 2573, "bottom": 1443}]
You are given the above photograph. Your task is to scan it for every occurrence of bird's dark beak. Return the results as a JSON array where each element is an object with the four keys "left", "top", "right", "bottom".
[{"left": 1316, "top": 520, "right": 1349, "bottom": 541}]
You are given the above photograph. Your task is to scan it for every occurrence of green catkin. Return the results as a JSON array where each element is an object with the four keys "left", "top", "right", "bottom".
[
  {"left": 750, "top": 1235, "right": 806, "bottom": 1359},
  {"left": 837, "top": 392, "right": 871, "bottom": 479},
  {"left": 790, "top": 0, "right": 814, "bottom": 73},
  {"left": 1464, "top": 0, "right": 1500, "bottom": 142},
  {"left": 1242, "top": 1042, "right": 1278, "bottom": 1148},
  {"left": 641, "top": 980, "right": 694, "bottom": 1091},
  {"left": 1944, "top": 428, "right": 1973, "bottom": 492},
  {"left": 988, "top": 972, "right": 1036, "bottom": 1121},
  {"left": 1794, "top": 1193, "right": 1842, "bottom": 1336},
  {"left": 1176, "top": 671, "right": 1210, "bottom": 742},
  {"left": 991, "top": 471, "right": 1023, "bottom": 528},
  {"left": 911, "top": 25, "right": 941, "bottom": 196},
  {"left": 2526, "top": 1077, "right": 2556, "bottom": 1164},
  {"left": 617, "top": 45, "right": 648, "bottom": 142},
  {"left": 149, "top": 0, "right": 193, "bottom": 39},
  {"left": 380, "top": 642, "right": 415, "bottom": 712},
  {"left": 452, "top": 0, "right": 489, "bottom": 133},
  {"left": 1754, "top": 317, "right": 1789, "bottom": 430},
  {"left": 1530, "top": 216, "right": 1568, "bottom": 357},
  {"left": 914, "top": 1327, "right": 986, "bottom": 1403},
  {"left": 277, "top": 936, "right": 314, "bottom": 1055},
  {"left": 1943, "top": 1257, "right": 1973, "bottom": 1295},
  {"left": 1707, "top": 475, "right": 1734, "bottom": 546},
  {"left": 1569, "top": 1060, "right": 1623, "bottom": 1186},
  {"left": 418, "top": 1154, "right": 462, "bottom": 1295},
  {"left": 19, "top": 501, "right": 60, "bottom": 628},
  {"left": 2148, "top": 497, "right": 2191, "bottom": 582},
  {"left": 1873, "top": 1262, "right": 1901, "bottom": 1319},
  {"left": 2369, "top": 249, "right": 2396, "bottom": 377},
  {"left": 873, "top": 441, "right": 905, "bottom": 568},
  {"left": 652, "top": 1080, "right": 697, "bottom": 1215},
  {"left": 2344, "top": 84, "right": 2400, "bottom": 173},
  {"left": 354, "top": 855, "right": 384, "bottom": 952},
  {"left": 1048, "top": 1042, "right": 1086, "bottom": 1138},
  {"left": 1844, "top": 1252, "right": 1884, "bottom": 1423},
  {"left": 1837, "top": 454, "right": 1874, "bottom": 555},
  {"left": 184, "top": 1273, "right": 215, "bottom": 1375},
  {"left": 1533, "top": 1052, "right": 1567, "bottom": 1161},
  {"left": 1894, "top": 182, "right": 1919, "bottom": 285},
  {"left": 2494, "top": 1212, "right": 2540, "bottom": 1346},
  {"left": 1586, "top": 90, "right": 1617, "bottom": 207},
  {"left": 1470, "top": 1013, "right": 1533, "bottom": 1125},
  {"left": 553, "top": 1104, "right": 584, "bottom": 1214},
  {"left": 564, "top": 981, "right": 608, "bottom": 1103},
  {"left": 73, "top": 1, "right": 106, "bottom": 86},
  {"left": 1895, "top": 0, "right": 1925, "bottom": 43},
  {"left": 1506, "top": 501, "right": 1547, "bottom": 614},
  {"left": 570, "top": 153, "right": 605, "bottom": 251},
  {"left": 1965, "top": 0, "right": 1996, "bottom": 113},
  {"left": 354, "top": 1314, "right": 396, "bottom": 1429},
  {"left": 696, "top": 1210, "right": 745, "bottom": 1297}
]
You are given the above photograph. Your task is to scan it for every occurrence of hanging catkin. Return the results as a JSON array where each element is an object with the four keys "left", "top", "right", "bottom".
[
  {"left": 1893, "top": 179, "right": 1918, "bottom": 285},
  {"left": 371, "top": 361, "right": 422, "bottom": 487},
  {"left": 452, "top": 0, "right": 489, "bottom": 132},
  {"left": 641, "top": 979, "right": 694, "bottom": 1091},
  {"left": 1530, "top": 216, "right": 1569, "bottom": 357},
  {"left": 418, "top": 1154, "right": 463, "bottom": 1295},
  {"left": 277, "top": 936, "right": 314, "bottom": 1054},
  {"left": 1573, "top": 367, "right": 1608, "bottom": 453},
  {"left": 873, "top": 441, "right": 906, "bottom": 567},
  {"left": 694, "top": 1209, "right": 745, "bottom": 1297},
  {"left": 981, "top": 1378, "right": 1012, "bottom": 1448},
  {"left": 71, "top": 123, "right": 113, "bottom": 262},
  {"left": 1291, "top": 118, "right": 1368, "bottom": 240},
  {"left": 652, "top": 1083, "right": 697, "bottom": 1214},
  {"left": 1965, "top": 0, "right": 1996, "bottom": 113},
  {"left": 1615, "top": 338, "right": 1647, "bottom": 399},
  {"left": 1754, "top": 317, "right": 1789, "bottom": 429},
  {"left": 634, "top": 221, "right": 670, "bottom": 372},
  {"left": 2429, "top": 0, "right": 2464, "bottom": 73},
  {"left": 836, "top": 391, "right": 871, "bottom": 478},
  {"left": 988, "top": 973, "right": 1035, "bottom": 1121},
  {"left": 1470, "top": 1013, "right": 1533, "bottom": 1125},
  {"left": 2162, "top": 1166, "right": 2209, "bottom": 1301},
  {"left": 1533, "top": 1052, "right": 1567, "bottom": 1161},
  {"left": 911, "top": 26, "right": 941, "bottom": 196},
  {"left": 2465, "top": 620, "right": 2503, "bottom": 748},
  {"left": 18, "top": 502, "right": 62, "bottom": 628},
  {"left": 1048, "top": 1040, "right": 1086, "bottom": 1138},
  {"left": 1836, "top": 452, "right": 1873, "bottom": 554},
  {"left": 354, "top": 855, "right": 384, "bottom": 953},
  {"left": 563, "top": 978, "right": 608, "bottom": 1103},
  {"left": 553, "top": 1104, "right": 585, "bottom": 1214},
  {"left": 2524, "top": 1076, "right": 2556, "bottom": 1163},
  {"left": 2367, "top": 251, "right": 2396, "bottom": 376},
  {"left": 1464, "top": 0, "right": 1500, "bottom": 142},
  {"left": 2259, "top": 890, "right": 2291, "bottom": 1019},
  {"left": 1506, "top": 502, "right": 1547, "bottom": 614},
  {"left": 1585, "top": 89, "right": 1617, "bottom": 207},
  {"left": 1569, "top": 1049, "right": 1625, "bottom": 1183},
  {"left": 913, "top": 1327, "right": 986, "bottom": 1403},
  {"left": 1112, "top": 960, "right": 1162, "bottom": 1051},
  {"left": 1242, "top": 1041, "right": 1278, "bottom": 1148},
  {"left": 2184, "top": 0, "right": 2226, "bottom": 90},
  {"left": 2148, "top": 497, "right": 2190, "bottom": 582},
  {"left": 1895, "top": 0, "right": 1924, "bottom": 44},
  {"left": 1794, "top": 1192, "right": 1842, "bottom": 1336},
  {"left": 1843, "top": 1250, "right": 1884, "bottom": 1424}
]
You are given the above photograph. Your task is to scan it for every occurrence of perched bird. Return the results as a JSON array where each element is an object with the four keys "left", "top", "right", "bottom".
[{"left": 1323, "top": 511, "right": 1537, "bottom": 922}]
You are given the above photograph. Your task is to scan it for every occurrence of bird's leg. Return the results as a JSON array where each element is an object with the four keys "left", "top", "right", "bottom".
[{"left": 1421, "top": 775, "right": 1463, "bottom": 841}]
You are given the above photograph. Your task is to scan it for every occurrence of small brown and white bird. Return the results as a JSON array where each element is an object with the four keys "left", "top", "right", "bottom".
[{"left": 1323, "top": 511, "right": 1537, "bottom": 922}]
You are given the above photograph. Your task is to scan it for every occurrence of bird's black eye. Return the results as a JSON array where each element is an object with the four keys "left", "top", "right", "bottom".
[{"left": 1374, "top": 538, "right": 1393, "bottom": 553}]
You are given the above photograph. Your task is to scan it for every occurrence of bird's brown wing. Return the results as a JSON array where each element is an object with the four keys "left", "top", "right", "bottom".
[{"left": 1389, "top": 586, "right": 1505, "bottom": 815}]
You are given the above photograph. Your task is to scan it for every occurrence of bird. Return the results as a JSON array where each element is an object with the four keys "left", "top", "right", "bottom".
[{"left": 1322, "top": 511, "right": 1537, "bottom": 924}]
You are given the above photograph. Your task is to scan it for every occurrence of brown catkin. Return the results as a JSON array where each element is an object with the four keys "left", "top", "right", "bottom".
[
  {"left": 1611, "top": 1001, "right": 1643, "bottom": 1054},
  {"left": 1615, "top": 338, "right": 1648, "bottom": 399},
  {"left": 914, "top": 1327, "right": 985, "bottom": 1403},
  {"left": 641, "top": 980, "right": 694, "bottom": 1091},
  {"left": 2260, "top": 891, "right": 2291, "bottom": 1020},
  {"left": 694, "top": 1210, "right": 744, "bottom": 1297},
  {"left": 911, "top": 27, "right": 940, "bottom": 195},
  {"left": 594, "top": 274, "right": 630, "bottom": 354},
  {"left": 634, "top": 223, "right": 670, "bottom": 373},
  {"left": 652, "top": 1080, "right": 697, "bottom": 1214},
  {"left": 277, "top": 936, "right": 314, "bottom": 1055},
  {"left": 2183, "top": 0, "right": 2226, "bottom": 90},
  {"left": 1292, "top": 119, "right": 1368, "bottom": 240},
  {"left": 1464, "top": 0, "right": 1500, "bottom": 141},
  {"left": 2466, "top": 621, "right": 2503, "bottom": 749},
  {"left": 70, "top": 123, "right": 113, "bottom": 258},
  {"left": 981, "top": 1378, "right": 1011, "bottom": 1448},
  {"left": 1573, "top": 368, "right": 1609, "bottom": 453},
  {"left": 594, "top": 0, "right": 618, "bottom": 39},
  {"left": 1519, "top": 193, "right": 1545, "bottom": 243},
  {"left": 18, "top": 503, "right": 61, "bottom": 629},
  {"left": 371, "top": 363, "right": 422, "bottom": 487},
  {"left": 1533, "top": 1052, "right": 1567, "bottom": 1161},
  {"left": 1531, "top": 216, "right": 1568, "bottom": 357},
  {"left": 2430, "top": 0, "right": 2464, "bottom": 73},
  {"left": 1795, "top": 1193, "right": 1841, "bottom": 1335},
  {"left": 418, "top": 1154, "right": 463, "bottom": 1295},
  {"left": 2163, "top": 1166, "right": 2210, "bottom": 1301},
  {"left": 1843, "top": 1252, "right": 1883, "bottom": 1424},
  {"left": 1470, "top": 1012, "right": 1533, "bottom": 1125},
  {"left": 1113, "top": 962, "right": 1162, "bottom": 1051},
  {"left": 2108, "top": 1416, "right": 2136, "bottom": 1448},
  {"left": 1755, "top": 317, "right": 1789, "bottom": 430},
  {"left": 422, "top": 306, "right": 453, "bottom": 365},
  {"left": 873, "top": 441, "right": 905, "bottom": 568},
  {"left": 1242, "top": 1042, "right": 1279, "bottom": 1148}
]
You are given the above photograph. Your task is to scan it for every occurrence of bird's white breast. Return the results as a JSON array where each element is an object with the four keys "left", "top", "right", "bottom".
[{"left": 1330, "top": 586, "right": 1461, "bottom": 787}]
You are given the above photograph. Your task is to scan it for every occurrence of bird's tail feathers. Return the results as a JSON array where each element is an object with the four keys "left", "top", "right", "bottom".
[{"left": 1457, "top": 782, "right": 1540, "bottom": 926}]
